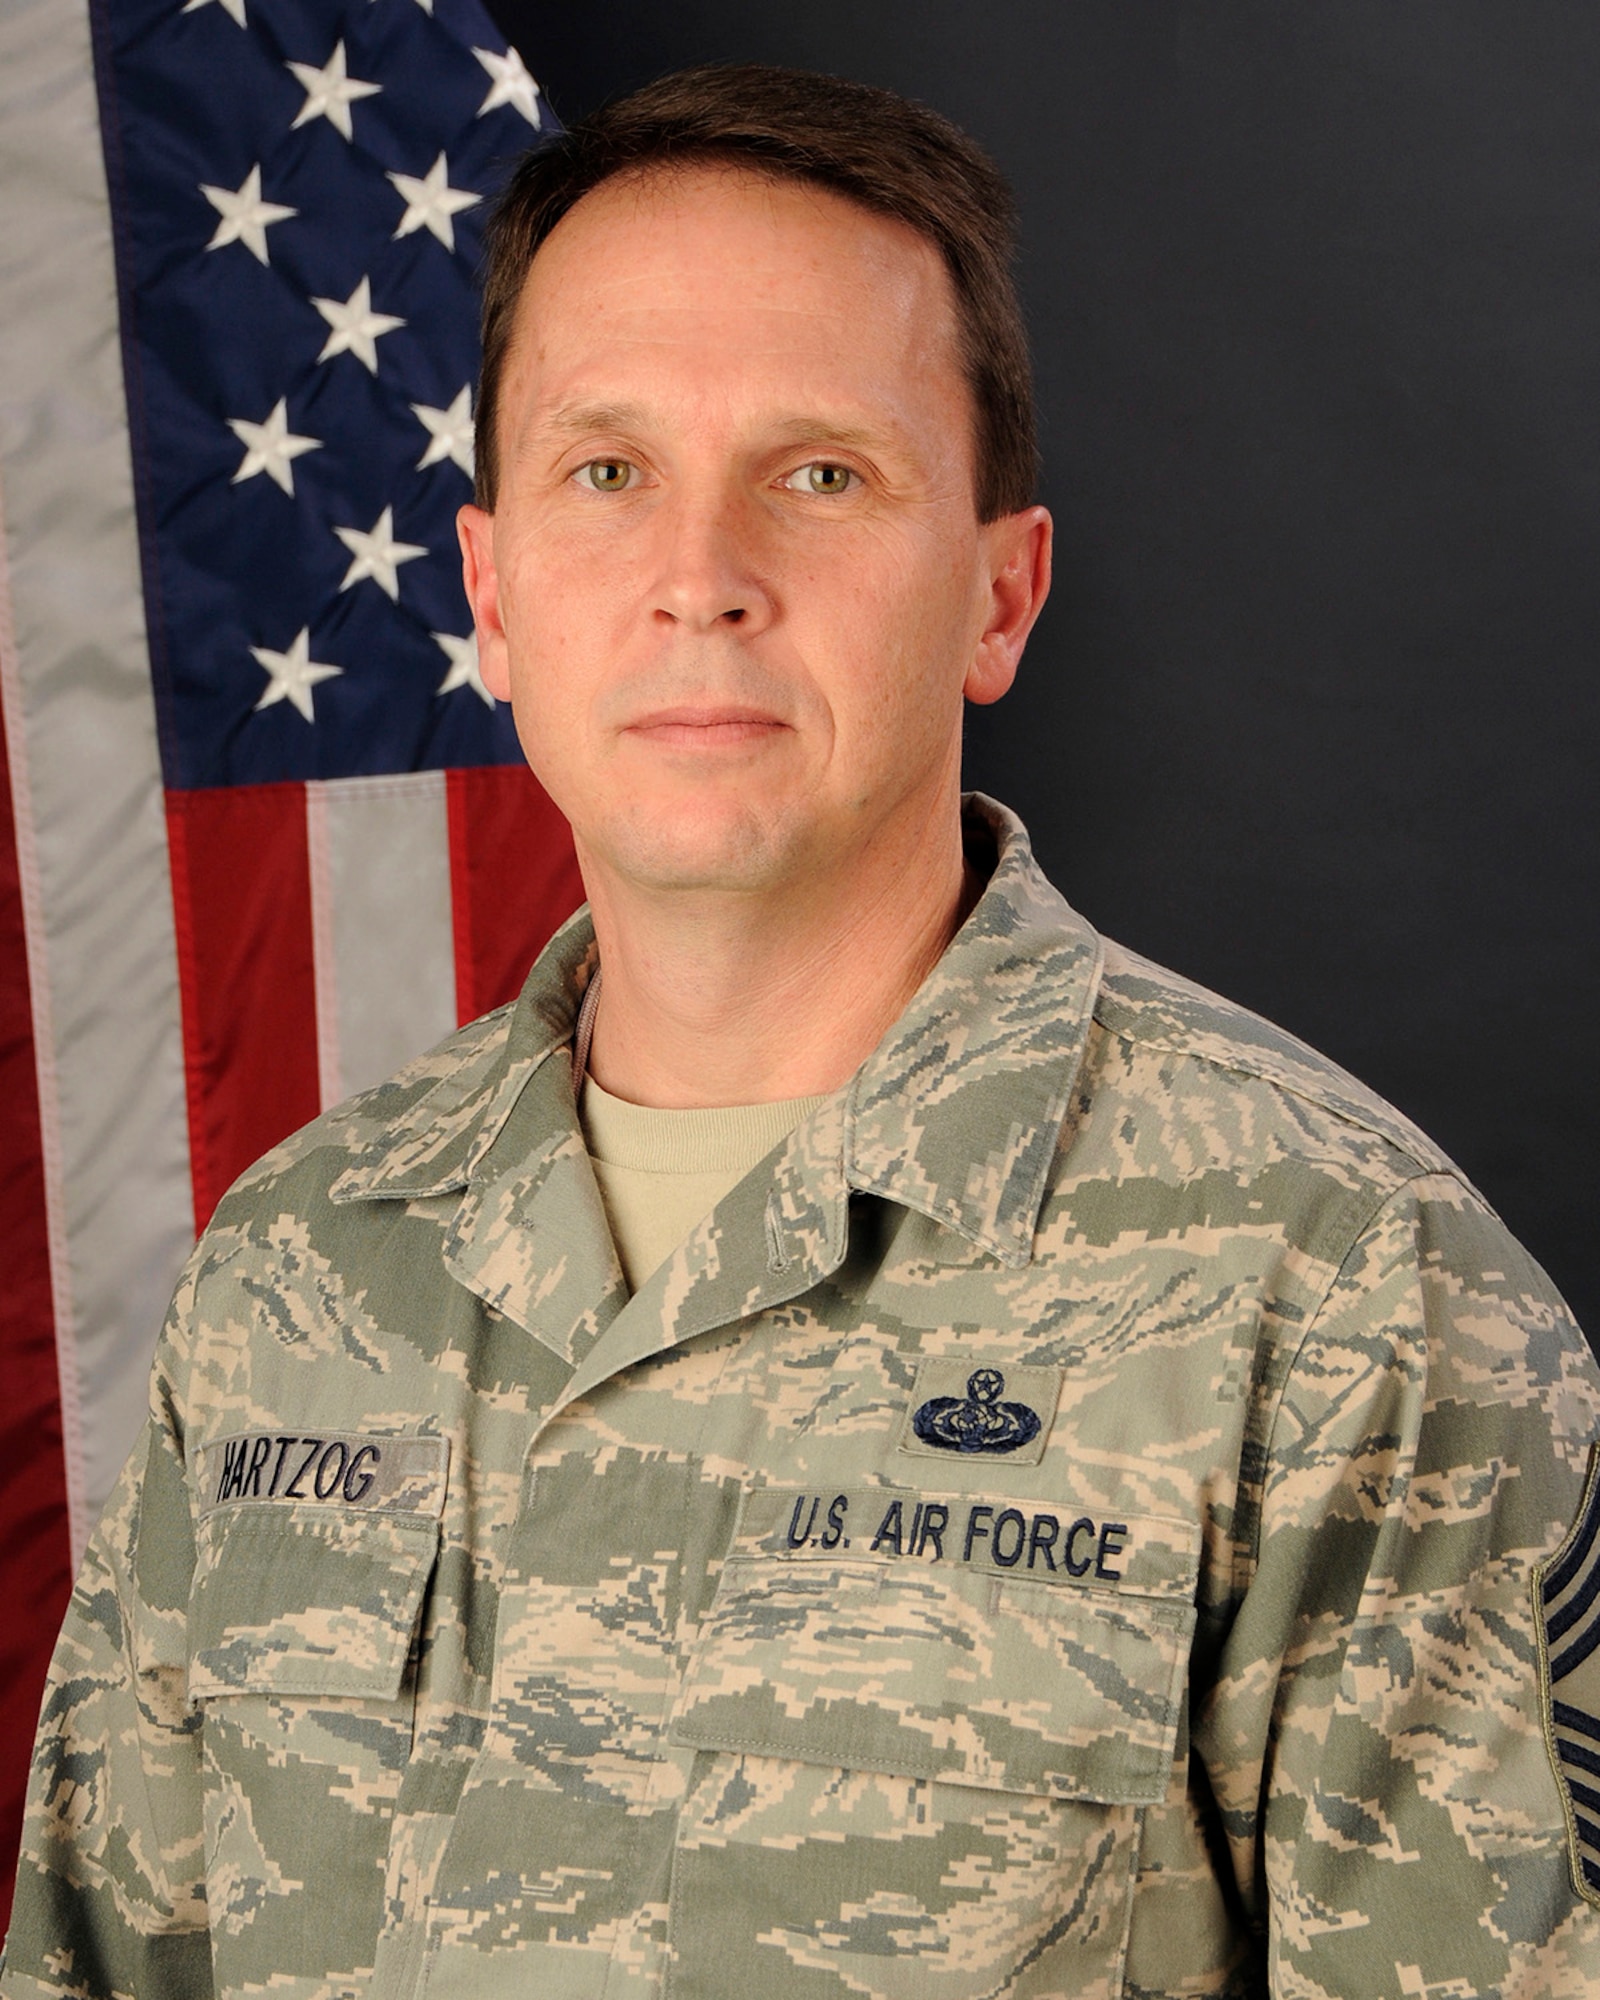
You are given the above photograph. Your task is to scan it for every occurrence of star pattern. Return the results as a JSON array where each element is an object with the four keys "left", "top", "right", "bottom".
[
  {"left": 411, "top": 387, "right": 475, "bottom": 475},
  {"left": 251, "top": 628, "right": 343, "bottom": 720},
  {"left": 229, "top": 398, "right": 322, "bottom": 495},
  {"left": 388, "top": 154, "right": 482, "bottom": 251},
  {"left": 201, "top": 164, "right": 296, "bottom": 264},
  {"left": 288, "top": 40, "right": 381, "bottom": 143},
  {"left": 433, "top": 629, "right": 492, "bottom": 705},
  {"left": 473, "top": 45, "right": 541, "bottom": 125},
  {"left": 181, "top": 0, "right": 247, "bottom": 27},
  {"left": 130, "top": 0, "right": 552, "bottom": 763},
  {"left": 312, "top": 275, "right": 406, "bottom": 372},
  {"left": 334, "top": 506, "right": 427, "bottom": 599}
]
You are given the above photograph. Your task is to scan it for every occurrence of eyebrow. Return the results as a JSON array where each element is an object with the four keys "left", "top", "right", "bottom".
[
  {"left": 528, "top": 402, "right": 907, "bottom": 457},
  {"left": 761, "top": 415, "right": 903, "bottom": 456},
  {"left": 531, "top": 400, "right": 654, "bottom": 443}
]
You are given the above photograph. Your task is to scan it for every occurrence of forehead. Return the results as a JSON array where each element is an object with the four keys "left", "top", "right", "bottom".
[{"left": 505, "top": 164, "right": 964, "bottom": 401}]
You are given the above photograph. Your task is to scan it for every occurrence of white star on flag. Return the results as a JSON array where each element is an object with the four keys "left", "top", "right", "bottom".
[
  {"left": 411, "top": 387, "right": 475, "bottom": 475},
  {"left": 287, "top": 39, "right": 381, "bottom": 143},
  {"left": 181, "top": 0, "right": 246, "bottom": 27},
  {"left": 201, "top": 164, "right": 296, "bottom": 265},
  {"left": 251, "top": 628, "right": 342, "bottom": 721},
  {"left": 432, "top": 628, "right": 492, "bottom": 705},
  {"left": 312, "top": 276, "right": 405, "bottom": 373},
  {"left": 334, "top": 506, "right": 427, "bottom": 600},
  {"left": 472, "top": 45, "right": 541, "bottom": 125},
  {"left": 388, "top": 153, "right": 481, "bottom": 251},
  {"left": 228, "top": 398, "right": 321, "bottom": 496}
]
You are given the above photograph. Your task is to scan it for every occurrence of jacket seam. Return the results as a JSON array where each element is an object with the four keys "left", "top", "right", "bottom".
[
  {"left": 1090, "top": 1005, "right": 1454, "bottom": 1185},
  {"left": 1245, "top": 1167, "right": 1463, "bottom": 1582}
]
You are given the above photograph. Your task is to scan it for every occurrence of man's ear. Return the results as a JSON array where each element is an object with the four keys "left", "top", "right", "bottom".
[
  {"left": 964, "top": 505, "right": 1052, "bottom": 706},
  {"left": 457, "top": 503, "right": 511, "bottom": 701}
]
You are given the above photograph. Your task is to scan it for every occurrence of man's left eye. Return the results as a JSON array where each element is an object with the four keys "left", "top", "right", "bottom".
[
  {"left": 574, "top": 458, "right": 636, "bottom": 492},
  {"left": 782, "top": 462, "right": 857, "bottom": 496}
]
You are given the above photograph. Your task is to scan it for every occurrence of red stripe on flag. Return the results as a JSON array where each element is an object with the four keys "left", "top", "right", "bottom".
[
  {"left": 167, "top": 784, "right": 320, "bottom": 1230},
  {"left": 0, "top": 693, "right": 72, "bottom": 1933},
  {"left": 446, "top": 764, "right": 582, "bottom": 1022}
]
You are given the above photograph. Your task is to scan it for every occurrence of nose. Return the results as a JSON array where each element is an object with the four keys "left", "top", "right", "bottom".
[{"left": 650, "top": 478, "right": 775, "bottom": 634}]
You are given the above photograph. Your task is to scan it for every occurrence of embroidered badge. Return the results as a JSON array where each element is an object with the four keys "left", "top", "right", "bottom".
[
  {"left": 897, "top": 1359, "right": 1059, "bottom": 1466},
  {"left": 911, "top": 1366, "right": 1042, "bottom": 1454},
  {"left": 1535, "top": 1441, "right": 1600, "bottom": 1909}
]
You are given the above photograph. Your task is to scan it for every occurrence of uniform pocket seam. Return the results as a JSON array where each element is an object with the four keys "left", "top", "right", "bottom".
[{"left": 187, "top": 1506, "right": 440, "bottom": 1704}]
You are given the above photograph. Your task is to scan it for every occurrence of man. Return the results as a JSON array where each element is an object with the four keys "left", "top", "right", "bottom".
[{"left": 5, "top": 62, "right": 1600, "bottom": 2000}]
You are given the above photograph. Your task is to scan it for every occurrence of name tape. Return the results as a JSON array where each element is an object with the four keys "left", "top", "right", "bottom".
[
  {"left": 736, "top": 1485, "right": 1198, "bottom": 1597},
  {"left": 196, "top": 1430, "right": 450, "bottom": 1519}
]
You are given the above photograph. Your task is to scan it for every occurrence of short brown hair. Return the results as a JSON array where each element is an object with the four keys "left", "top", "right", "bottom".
[{"left": 474, "top": 63, "right": 1037, "bottom": 522}]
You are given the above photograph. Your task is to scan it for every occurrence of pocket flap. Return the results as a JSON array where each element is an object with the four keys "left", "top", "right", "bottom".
[
  {"left": 188, "top": 1506, "right": 439, "bottom": 1701},
  {"left": 669, "top": 1490, "right": 1196, "bottom": 1804}
]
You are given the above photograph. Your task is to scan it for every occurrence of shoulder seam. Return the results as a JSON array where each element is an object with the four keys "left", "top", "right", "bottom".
[
  {"left": 1246, "top": 1168, "right": 1474, "bottom": 1585},
  {"left": 1090, "top": 1001, "right": 1450, "bottom": 1180}
]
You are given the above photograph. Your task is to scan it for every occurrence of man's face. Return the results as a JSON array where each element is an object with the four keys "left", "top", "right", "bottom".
[{"left": 459, "top": 165, "right": 1048, "bottom": 899}]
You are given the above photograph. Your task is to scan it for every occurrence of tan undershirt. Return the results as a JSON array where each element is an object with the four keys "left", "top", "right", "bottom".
[{"left": 580, "top": 1077, "right": 828, "bottom": 1292}]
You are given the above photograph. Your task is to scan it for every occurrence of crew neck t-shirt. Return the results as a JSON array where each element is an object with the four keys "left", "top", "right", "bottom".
[{"left": 579, "top": 1076, "right": 829, "bottom": 1292}]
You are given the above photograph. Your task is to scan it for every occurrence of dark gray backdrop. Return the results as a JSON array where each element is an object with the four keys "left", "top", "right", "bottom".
[{"left": 484, "top": 0, "right": 1600, "bottom": 1340}]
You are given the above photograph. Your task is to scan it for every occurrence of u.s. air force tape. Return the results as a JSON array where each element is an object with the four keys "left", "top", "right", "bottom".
[
  {"left": 735, "top": 1485, "right": 1198, "bottom": 1597},
  {"left": 195, "top": 1430, "right": 450, "bottom": 1519}
]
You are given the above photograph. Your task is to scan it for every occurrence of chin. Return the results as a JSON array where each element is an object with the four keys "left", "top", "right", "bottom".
[{"left": 597, "top": 796, "right": 809, "bottom": 894}]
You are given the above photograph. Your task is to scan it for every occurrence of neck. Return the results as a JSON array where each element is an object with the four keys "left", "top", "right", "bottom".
[{"left": 579, "top": 803, "right": 977, "bottom": 1109}]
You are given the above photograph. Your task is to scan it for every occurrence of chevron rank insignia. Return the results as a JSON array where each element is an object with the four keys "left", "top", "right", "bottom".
[{"left": 1536, "top": 1442, "right": 1600, "bottom": 1908}]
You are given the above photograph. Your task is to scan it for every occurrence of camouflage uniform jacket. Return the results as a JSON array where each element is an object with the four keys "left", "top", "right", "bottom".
[{"left": 7, "top": 797, "right": 1600, "bottom": 2000}]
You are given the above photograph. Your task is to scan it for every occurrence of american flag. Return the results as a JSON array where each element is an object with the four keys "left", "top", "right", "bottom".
[{"left": 0, "top": 0, "right": 580, "bottom": 1916}]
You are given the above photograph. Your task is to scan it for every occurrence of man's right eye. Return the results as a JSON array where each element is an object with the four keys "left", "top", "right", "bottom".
[{"left": 574, "top": 458, "right": 635, "bottom": 492}]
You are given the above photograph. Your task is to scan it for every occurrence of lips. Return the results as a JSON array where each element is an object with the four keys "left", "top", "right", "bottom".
[{"left": 623, "top": 705, "right": 789, "bottom": 745}]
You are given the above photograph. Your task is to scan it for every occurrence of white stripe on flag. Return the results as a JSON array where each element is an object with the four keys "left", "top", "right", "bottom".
[
  {"left": 0, "top": 0, "right": 194, "bottom": 1553},
  {"left": 306, "top": 772, "right": 456, "bottom": 1108}
]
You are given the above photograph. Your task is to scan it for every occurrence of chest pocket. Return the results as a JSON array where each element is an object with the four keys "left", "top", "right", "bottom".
[
  {"left": 186, "top": 1501, "right": 441, "bottom": 1957},
  {"left": 662, "top": 1489, "right": 1198, "bottom": 2000},
  {"left": 188, "top": 1505, "right": 440, "bottom": 1701}
]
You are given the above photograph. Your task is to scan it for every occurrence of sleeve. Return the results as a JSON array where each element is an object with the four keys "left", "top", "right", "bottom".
[
  {"left": 1194, "top": 1170, "right": 1600, "bottom": 2000},
  {"left": 1, "top": 1273, "right": 214, "bottom": 2000}
]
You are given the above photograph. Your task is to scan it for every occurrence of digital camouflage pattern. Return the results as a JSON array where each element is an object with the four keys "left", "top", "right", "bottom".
[{"left": 5, "top": 796, "right": 1600, "bottom": 2000}]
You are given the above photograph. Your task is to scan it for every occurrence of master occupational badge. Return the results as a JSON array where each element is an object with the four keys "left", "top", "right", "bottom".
[
  {"left": 900, "top": 1360, "right": 1059, "bottom": 1464},
  {"left": 1535, "top": 1441, "right": 1600, "bottom": 1908}
]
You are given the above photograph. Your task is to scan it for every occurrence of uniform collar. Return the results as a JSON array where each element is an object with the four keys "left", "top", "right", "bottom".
[
  {"left": 328, "top": 911, "right": 596, "bottom": 1204},
  {"left": 838, "top": 796, "right": 1103, "bottom": 1266},
  {"left": 331, "top": 796, "right": 1104, "bottom": 1277}
]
